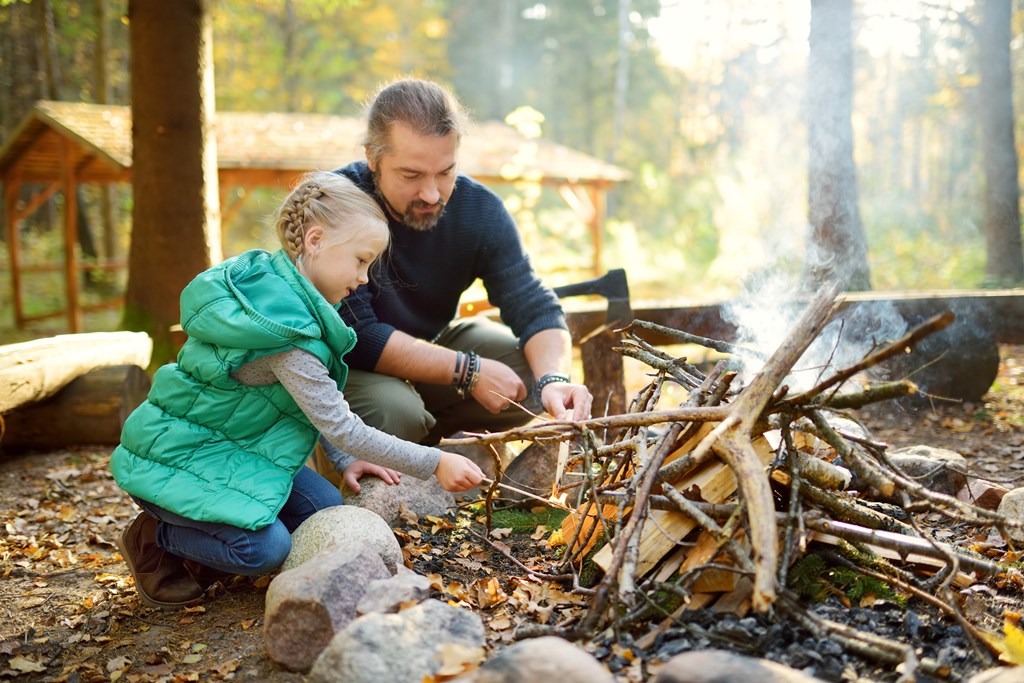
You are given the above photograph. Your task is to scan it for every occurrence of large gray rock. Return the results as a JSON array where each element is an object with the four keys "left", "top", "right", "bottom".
[
  {"left": 282, "top": 505, "right": 401, "bottom": 572},
  {"left": 499, "top": 440, "right": 576, "bottom": 506},
  {"left": 344, "top": 474, "right": 456, "bottom": 526},
  {"left": 463, "top": 636, "right": 614, "bottom": 683},
  {"left": 264, "top": 542, "right": 391, "bottom": 672},
  {"left": 444, "top": 433, "right": 514, "bottom": 500},
  {"left": 308, "top": 599, "right": 485, "bottom": 683},
  {"left": 650, "top": 649, "right": 826, "bottom": 683}
]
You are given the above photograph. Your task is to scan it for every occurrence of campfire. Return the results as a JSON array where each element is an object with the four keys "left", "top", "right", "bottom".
[{"left": 444, "top": 286, "right": 1024, "bottom": 678}]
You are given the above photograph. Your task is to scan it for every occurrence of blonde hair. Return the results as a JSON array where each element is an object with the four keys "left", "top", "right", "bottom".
[{"left": 275, "top": 170, "right": 388, "bottom": 261}]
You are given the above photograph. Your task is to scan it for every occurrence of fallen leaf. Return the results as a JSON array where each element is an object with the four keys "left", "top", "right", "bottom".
[
  {"left": 8, "top": 655, "right": 48, "bottom": 673},
  {"left": 434, "top": 642, "right": 485, "bottom": 678},
  {"left": 489, "top": 616, "right": 513, "bottom": 630},
  {"left": 490, "top": 527, "right": 512, "bottom": 539},
  {"left": 471, "top": 577, "right": 507, "bottom": 609},
  {"left": 1004, "top": 619, "right": 1024, "bottom": 665},
  {"left": 106, "top": 655, "right": 132, "bottom": 673}
]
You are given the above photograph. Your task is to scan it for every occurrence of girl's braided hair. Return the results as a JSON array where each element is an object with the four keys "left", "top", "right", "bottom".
[{"left": 275, "top": 170, "right": 388, "bottom": 261}]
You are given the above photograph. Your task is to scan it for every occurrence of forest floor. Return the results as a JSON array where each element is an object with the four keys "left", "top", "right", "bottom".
[{"left": 1, "top": 348, "right": 1024, "bottom": 683}]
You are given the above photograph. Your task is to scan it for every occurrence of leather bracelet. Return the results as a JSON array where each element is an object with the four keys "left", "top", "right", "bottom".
[{"left": 537, "top": 373, "right": 570, "bottom": 392}]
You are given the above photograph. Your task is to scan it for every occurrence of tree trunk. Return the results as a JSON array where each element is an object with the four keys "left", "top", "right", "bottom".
[
  {"left": 980, "top": 0, "right": 1023, "bottom": 286},
  {"left": 95, "top": 0, "right": 119, "bottom": 262},
  {"left": 124, "top": 0, "right": 220, "bottom": 369},
  {"left": 804, "top": 0, "right": 871, "bottom": 292}
]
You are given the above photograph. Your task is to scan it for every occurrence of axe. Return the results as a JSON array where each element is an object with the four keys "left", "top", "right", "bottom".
[{"left": 552, "top": 268, "right": 632, "bottom": 326}]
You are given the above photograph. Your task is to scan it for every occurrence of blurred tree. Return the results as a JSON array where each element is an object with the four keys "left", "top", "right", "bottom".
[
  {"left": 804, "top": 0, "right": 870, "bottom": 292},
  {"left": 213, "top": 0, "right": 450, "bottom": 115},
  {"left": 979, "top": 0, "right": 1023, "bottom": 286},
  {"left": 123, "top": 0, "right": 220, "bottom": 367}
]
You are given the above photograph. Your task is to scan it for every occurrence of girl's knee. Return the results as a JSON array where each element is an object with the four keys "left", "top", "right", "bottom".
[{"left": 237, "top": 525, "right": 292, "bottom": 576}]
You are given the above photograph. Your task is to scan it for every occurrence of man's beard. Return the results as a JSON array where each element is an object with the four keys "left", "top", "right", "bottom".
[{"left": 372, "top": 170, "right": 448, "bottom": 231}]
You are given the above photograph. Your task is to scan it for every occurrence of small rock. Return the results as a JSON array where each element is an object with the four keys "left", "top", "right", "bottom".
[
  {"left": 650, "top": 649, "right": 827, "bottom": 683},
  {"left": 997, "top": 488, "right": 1024, "bottom": 544},
  {"left": 308, "top": 599, "right": 485, "bottom": 683},
  {"left": 282, "top": 505, "right": 402, "bottom": 572},
  {"left": 885, "top": 445, "right": 968, "bottom": 497},
  {"left": 264, "top": 542, "right": 391, "bottom": 672},
  {"left": 958, "top": 479, "right": 1010, "bottom": 510},
  {"left": 461, "top": 636, "right": 615, "bottom": 683},
  {"left": 967, "top": 666, "right": 1024, "bottom": 682},
  {"left": 356, "top": 566, "right": 432, "bottom": 615}
]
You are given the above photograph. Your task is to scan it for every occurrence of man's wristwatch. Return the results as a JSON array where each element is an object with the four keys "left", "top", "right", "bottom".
[{"left": 537, "top": 373, "right": 570, "bottom": 392}]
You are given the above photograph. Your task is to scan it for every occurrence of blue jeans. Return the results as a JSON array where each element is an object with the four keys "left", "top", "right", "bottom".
[{"left": 134, "top": 466, "right": 343, "bottom": 576}]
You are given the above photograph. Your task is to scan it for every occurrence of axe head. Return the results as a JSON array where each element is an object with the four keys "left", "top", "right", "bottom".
[{"left": 552, "top": 268, "right": 632, "bottom": 325}]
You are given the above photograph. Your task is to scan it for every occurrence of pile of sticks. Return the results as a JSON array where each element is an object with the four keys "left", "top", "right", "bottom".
[{"left": 444, "top": 287, "right": 1021, "bottom": 676}]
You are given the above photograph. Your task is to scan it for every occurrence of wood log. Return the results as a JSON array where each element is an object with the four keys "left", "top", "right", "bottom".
[
  {"left": 1, "top": 364, "right": 151, "bottom": 450},
  {"left": 0, "top": 332, "right": 152, "bottom": 414}
]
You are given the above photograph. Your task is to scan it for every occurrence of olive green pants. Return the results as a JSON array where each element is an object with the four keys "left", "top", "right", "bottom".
[{"left": 311, "top": 317, "right": 541, "bottom": 485}]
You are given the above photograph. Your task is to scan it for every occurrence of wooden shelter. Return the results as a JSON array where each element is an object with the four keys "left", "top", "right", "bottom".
[{"left": 0, "top": 100, "right": 630, "bottom": 332}]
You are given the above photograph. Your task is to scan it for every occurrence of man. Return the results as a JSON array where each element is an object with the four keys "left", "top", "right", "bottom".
[{"left": 313, "top": 77, "right": 591, "bottom": 480}]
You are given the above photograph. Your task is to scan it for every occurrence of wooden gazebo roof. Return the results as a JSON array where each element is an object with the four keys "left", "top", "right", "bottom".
[
  {"left": 1, "top": 101, "right": 629, "bottom": 332},
  {"left": 0, "top": 100, "right": 630, "bottom": 187}
]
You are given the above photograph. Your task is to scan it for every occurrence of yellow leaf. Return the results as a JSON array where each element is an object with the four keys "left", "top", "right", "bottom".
[
  {"left": 471, "top": 577, "right": 507, "bottom": 609},
  {"left": 1004, "top": 620, "right": 1024, "bottom": 665}
]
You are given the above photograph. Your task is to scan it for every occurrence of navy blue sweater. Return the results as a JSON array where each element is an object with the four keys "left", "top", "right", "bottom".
[{"left": 335, "top": 161, "right": 567, "bottom": 372}]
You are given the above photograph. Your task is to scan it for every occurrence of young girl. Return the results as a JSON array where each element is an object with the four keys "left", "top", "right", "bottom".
[{"left": 110, "top": 171, "right": 484, "bottom": 610}]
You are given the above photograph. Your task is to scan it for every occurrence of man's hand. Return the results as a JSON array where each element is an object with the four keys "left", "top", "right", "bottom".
[
  {"left": 471, "top": 357, "right": 527, "bottom": 414},
  {"left": 434, "top": 451, "right": 485, "bottom": 492},
  {"left": 342, "top": 460, "right": 402, "bottom": 494},
  {"left": 541, "top": 382, "right": 593, "bottom": 421}
]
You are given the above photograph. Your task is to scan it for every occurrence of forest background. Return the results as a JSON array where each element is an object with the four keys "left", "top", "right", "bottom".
[{"left": 0, "top": 0, "right": 1022, "bottom": 347}]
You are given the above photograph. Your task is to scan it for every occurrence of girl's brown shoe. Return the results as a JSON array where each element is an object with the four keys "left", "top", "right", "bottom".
[{"left": 117, "top": 512, "right": 203, "bottom": 610}]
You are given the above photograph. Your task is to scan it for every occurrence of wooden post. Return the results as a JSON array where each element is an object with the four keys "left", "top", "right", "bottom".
[
  {"left": 4, "top": 178, "right": 24, "bottom": 328},
  {"left": 61, "top": 137, "right": 82, "bottom": 332},
  {"left": 587, "top": 185, "right": 604, "bottom": 277},
  {"left": 580, "top": 326, "right": 626, "bottom": 417}
]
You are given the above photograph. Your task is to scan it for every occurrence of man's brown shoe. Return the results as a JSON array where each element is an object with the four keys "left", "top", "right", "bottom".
[{"left": 117, "top": 512, "right": 203, "bottom": 610}]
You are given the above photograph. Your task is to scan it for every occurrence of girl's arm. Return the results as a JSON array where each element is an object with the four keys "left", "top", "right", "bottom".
[{"left": 260, "top": 348, "right": 442, "bottom": 480}]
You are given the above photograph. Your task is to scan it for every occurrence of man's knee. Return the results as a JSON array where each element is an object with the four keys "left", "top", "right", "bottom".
[{"left": 345, "top": 372, "right": 435, "bottom": 442}]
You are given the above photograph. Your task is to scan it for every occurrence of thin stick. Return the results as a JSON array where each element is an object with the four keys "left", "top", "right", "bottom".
[{"left": 479, "top": 476, "right": 576, "bottom": 513}]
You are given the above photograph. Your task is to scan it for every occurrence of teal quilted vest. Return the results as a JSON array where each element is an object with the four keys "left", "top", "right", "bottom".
[{"left": 110, "top": 249, "right": 355, "bottom": 530}]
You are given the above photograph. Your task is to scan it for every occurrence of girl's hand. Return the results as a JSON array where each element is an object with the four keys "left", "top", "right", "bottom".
[
  {"left": 342, "top": 460, "right": 402, "bottom": 494},
  {"left": 434, "top": 451, "right": 484, "bottom": 492}
]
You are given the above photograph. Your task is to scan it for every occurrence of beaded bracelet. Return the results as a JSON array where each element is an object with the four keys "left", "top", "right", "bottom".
[
  {"left": 453, "top": 351, "right": 480, "bottom": 398},
  {"left": 537, "top": 372, "right": 570, "bottom": 392}
]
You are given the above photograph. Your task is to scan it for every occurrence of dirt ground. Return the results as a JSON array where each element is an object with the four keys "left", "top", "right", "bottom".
[{"left": 1, "top": 347, "right": 1024, "bottom": 682}]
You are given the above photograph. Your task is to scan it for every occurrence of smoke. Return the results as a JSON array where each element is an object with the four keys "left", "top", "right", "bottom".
[{"left": 722, "top": 267, "right": 909, "bottom": 393}]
